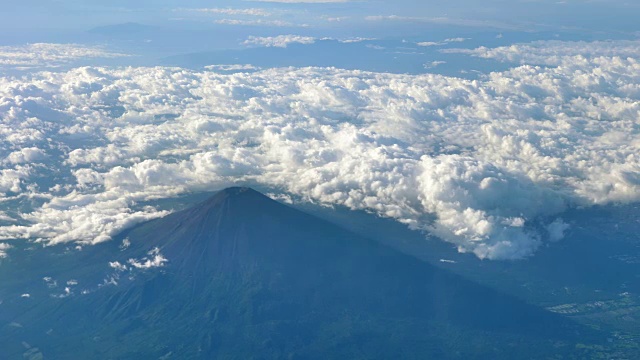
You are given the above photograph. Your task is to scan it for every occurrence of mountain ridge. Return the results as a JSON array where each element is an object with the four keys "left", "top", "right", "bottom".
[{"left": 0, "top": 187, "right": 603, "bottom": 359}]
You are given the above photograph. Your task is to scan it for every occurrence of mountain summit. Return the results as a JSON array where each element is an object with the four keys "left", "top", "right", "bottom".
[{"left": 1, "top": 188, "right": 599, "bottom": 359}]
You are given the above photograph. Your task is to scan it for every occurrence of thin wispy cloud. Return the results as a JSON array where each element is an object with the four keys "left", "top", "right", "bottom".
[
  {"left": 0, "top": 43, "right": 128, "bottom": 69},
  {"left": 176, "top": 8, "right": 273, "bottom": 17},
  {"left": 243, "top": 35, "right": 317, "bottom": 47},
  {"left": 417, "top": 37, "right": 470, "bottom": 47},
  {"left": 215, "top": 19, "right": 308, "bottom": 27}
]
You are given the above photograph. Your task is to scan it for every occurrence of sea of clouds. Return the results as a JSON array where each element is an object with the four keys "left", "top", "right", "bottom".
[{"left": 0, "top": 40, "right": 639, "bottom": 260}]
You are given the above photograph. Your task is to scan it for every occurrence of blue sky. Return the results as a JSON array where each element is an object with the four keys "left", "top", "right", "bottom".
[{"left": 3, "top": 0, "right": 640, "bottom": 35}]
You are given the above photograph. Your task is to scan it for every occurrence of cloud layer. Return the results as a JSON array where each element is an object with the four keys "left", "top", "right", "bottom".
[
  {"left": 444, "top": 39, "right": 640, "bottom": 65},
  {"left": 1, "top": 40, "right": 640, "bottom": 259},
  {"left": 243, "top": 35, "right": 317, "bottom": 47},
  {"left": 242, "top": 35, "right": 374, "bottom": 47},
  {"left": 0, "top": 43, "right": 129, "bottom": 70}
]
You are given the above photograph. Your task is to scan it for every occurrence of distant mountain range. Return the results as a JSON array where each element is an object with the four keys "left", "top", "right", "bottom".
[{"left": 1, "top": 188, "right": 602, "bottom": 359}]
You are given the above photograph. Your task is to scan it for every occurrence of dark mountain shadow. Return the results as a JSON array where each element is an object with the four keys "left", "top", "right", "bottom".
[{"left": 1, "top": 188, "right": 602, "bottom": 359}]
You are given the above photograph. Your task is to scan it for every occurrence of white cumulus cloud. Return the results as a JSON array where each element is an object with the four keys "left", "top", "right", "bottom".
[
  {"left": 4, "top": 147, "right": 46, "bottom": 165},
  {"left": 0, "top": 40, "right": 639, "bottom": 260},
  {"left": 128, "top": 247, "right": 168, "bottom": 269},
  {"left": 0, "top": 242, "right": 11, "bottom": 258}
]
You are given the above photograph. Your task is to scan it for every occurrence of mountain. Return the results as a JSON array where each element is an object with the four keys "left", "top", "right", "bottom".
[{"left": 0, "top": 188, "right": 601, "bottom": 359}]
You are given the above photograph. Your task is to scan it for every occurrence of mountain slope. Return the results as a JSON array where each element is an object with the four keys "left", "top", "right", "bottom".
[{"left": 0, "top": 188, "right": 600, "bottom": 359}]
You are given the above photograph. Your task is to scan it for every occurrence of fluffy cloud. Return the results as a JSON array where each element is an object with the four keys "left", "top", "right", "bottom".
[
  {"left": 109, "top": 261, "right": 128, "bottom": 271},
  {"left": 0, "top": 167, "right": 31, "bottom": 195},
  {"left": 0, "top": 242, "right": 11, "bottom": 258},
  {"left": 0, "top": 212, "right": 14, "bottom": 222},
  {"left": 4, "top": 147, "right": 46, "bottom": 164},
  {"left": 1, "top": 40, "right": 640, "bottom": 259},
  {"left": 128, "top": 247, "right": 168, "bottom": 269},
  {"left": 0, "top": 43, "right": 129, "bottom": 69}
]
